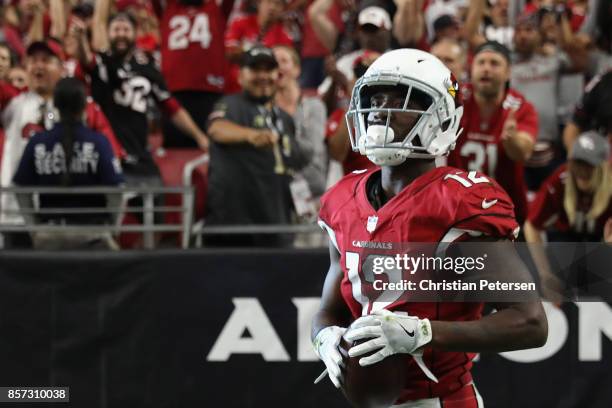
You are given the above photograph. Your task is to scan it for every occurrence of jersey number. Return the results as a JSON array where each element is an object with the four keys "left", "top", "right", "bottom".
[
  {"left": 113, "top": 77, "right": 150, "bottom": 113},
  {"left": 460, "top": 141, "right": 498, "bottom": 176},
  {"left": 444, "top": 170, "right": 490, "bottom": 188},
  {"left": 168, "top": 14, "right": 211, "bottom": 50},
  {"left": 346, "top": 252, "right": 403, "bottom": 316}
]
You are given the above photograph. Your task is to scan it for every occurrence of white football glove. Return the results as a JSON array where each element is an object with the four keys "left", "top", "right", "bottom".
[
  {"left": 343, "top": 309, "right": 437, "bottom": 382},
  {"left": 312, "top": 325, "right": 347, "bottom": 388}
]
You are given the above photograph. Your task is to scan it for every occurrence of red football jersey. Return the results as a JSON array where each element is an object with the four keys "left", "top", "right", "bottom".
[
  {"left": 159, "top": 0, "right": 227, "bottom": 93},
  {"left": 325, "top": 108, "right": 376, "bottom": 174},
  {"left": 318, "top": 166, "right": 519, "bottom": 402},
  {"left": 224, "top": 15, "right": 293, "bottom": 93},
  {"left": 528, "top": 164, "right": 612, "bottom": 240},
  {"left": 448, "top": 87, "right": 538, "bottom": 224}
]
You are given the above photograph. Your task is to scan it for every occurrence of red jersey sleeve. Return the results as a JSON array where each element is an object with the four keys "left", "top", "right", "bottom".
[
  {"left": 443, "top": 169, "right": 520, "bottom": 240},
  {"left": 515, "top": 98, "right": 538, "bottom": 141},
  {"left": 160, "top": 97, "right": 181, "bottom": 117},
  {"left": 528, "top": 165, "right": 566, "bottom": 229}
]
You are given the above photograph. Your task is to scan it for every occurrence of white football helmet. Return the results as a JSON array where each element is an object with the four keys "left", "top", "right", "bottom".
[{"left": 346, "top": 48, "right": 464, "bottom": 166}]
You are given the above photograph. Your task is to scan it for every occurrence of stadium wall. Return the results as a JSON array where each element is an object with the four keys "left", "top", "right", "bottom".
[{"left": 0, "top": 249, "right": 610, "bottom": 408}]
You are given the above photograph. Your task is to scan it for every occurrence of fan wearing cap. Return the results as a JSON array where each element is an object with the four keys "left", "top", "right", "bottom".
[
  {"left": 448, "top": 41, "right": 538, "bottom": 225},
  {"left": 316, "top": 6, "right": 392, "bottom": 109},
  {"left": 224, "top": 0, "right": 293, "bottom": 94},
  {"left": 205, "top": 46, "right": 310, "bottom": 246},
  {"left": 525, "top": 131, "right": 612, "bottom": 244},
  {"left": 0, "top": 39, "right": 125, "bottom": 248}
]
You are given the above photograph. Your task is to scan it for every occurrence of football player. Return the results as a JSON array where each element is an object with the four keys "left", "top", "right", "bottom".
[{"left": 312, "top": 49, "right": 548, "bottom": 407}]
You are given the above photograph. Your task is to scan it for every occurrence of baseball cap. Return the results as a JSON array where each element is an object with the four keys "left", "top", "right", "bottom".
[
  {"left": 26, "top": 39, "right": 65, "bottom": 61},
  {"left": 473, "top": 40, "right": 511, "bottom": 64},
  {"left": 570, "top": 131, "right": 610, "bottom": 167},
  {"left": 240, "top": 46, "right": 279, "bottom": 70},
  {"left": 358, "top": 6, "right": 392, "bottom": 30}
]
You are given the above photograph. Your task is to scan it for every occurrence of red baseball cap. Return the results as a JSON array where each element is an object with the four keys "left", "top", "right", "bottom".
[{"left": 26, "top": 39, "right": 65, "bottom": 61}]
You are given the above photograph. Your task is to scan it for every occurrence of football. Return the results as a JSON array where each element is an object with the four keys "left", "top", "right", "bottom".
[{"left": 339, "top": 337, "right": 406, "bottom": 408}]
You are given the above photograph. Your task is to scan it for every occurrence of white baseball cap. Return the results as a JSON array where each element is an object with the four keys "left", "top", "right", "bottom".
[{"left": 358, "top": 6, "right": 392, "bottom": 30}]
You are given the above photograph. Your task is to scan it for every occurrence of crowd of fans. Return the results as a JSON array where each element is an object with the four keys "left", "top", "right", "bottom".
[{"left": 0, "top": 0, "right": 611, "bottom": 250}]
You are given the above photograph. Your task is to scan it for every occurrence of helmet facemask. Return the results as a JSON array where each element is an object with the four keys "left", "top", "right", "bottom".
[{"left": 346, "top": 71, "right": 463, "bottom": 166}]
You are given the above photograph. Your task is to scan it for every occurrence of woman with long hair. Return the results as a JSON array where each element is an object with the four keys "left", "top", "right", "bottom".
[
  {"left": 12, "top": 77, "right": 124, "bottom": 249},
  {"left": 525, "top": 131, "right": 612, "bottom": 301},
  {"left": 525, "top": 131, "right": 612, "bottom": 243}
]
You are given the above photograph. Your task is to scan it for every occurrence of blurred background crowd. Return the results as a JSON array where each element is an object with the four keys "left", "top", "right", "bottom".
[{"left": 0, "top": 0, "right": 611, "bottom": 250}]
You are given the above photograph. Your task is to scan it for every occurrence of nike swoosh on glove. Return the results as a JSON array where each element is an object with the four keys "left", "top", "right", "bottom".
[
  {"left": 343, "top": 309, "right": 433, "bottom": 367},
  {"left": 313, "top": 325, "right": 347, "bottom": 388}
]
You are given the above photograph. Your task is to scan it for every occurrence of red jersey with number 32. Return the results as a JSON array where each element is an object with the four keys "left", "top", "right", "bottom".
[
  {"left": 160, "top": 0, "right": 227, "bottom": 93},
  {"left": 318, "top": 166, "right": 519, "bottom": 402},
  {"left": 447, "top": 87, "right": 538, "bottom": 223}
]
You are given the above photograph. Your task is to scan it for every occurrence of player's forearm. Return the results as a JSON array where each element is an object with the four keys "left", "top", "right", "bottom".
[
  {"left": 430, "top": 302, "right": 548, "bottom": 352},
  {"left": 503, "top": 132, "right": 534, "bottom": 162},
  {"left": 524, "top": 221, "right": 560, "bottom": 296},
  {"left": 208, "top": 119, "right": 256, "bottom": 144}
]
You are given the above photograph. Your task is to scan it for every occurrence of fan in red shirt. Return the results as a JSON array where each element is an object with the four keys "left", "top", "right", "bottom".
[
  {"left": 224, "top": 0, "right": 293, "bottom": 93},
  {"left": 154, "top": 0, "right": 233, "bottom": 147},
  {"left": 525, "top": 131, "right": 612, "bottom": 243},
  {"left": 312, "top": 49, "right": 547, "bottom": 407},
  {"left": 448, "top": 41, "right": 538, "bottom": 225}
]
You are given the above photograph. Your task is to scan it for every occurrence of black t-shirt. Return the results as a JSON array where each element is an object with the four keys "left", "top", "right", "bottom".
[
  {"left": 206, "top": 93, "right": 303, "bottom": 227},
  {"left": 89, "top": 50, "right": 172, "bottom": 169},
  {"left": 573, "top": 70, "right": 612, "bottom": 133}
]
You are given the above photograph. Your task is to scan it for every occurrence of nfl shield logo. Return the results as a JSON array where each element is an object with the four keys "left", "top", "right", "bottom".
[{"left": 366, "top": 215, "right": 378, "bottom": 233}]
